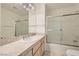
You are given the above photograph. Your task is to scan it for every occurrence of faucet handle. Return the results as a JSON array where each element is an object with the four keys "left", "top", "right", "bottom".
[{"left": 1, "top": 37, "right": 3, "bottom": 39}]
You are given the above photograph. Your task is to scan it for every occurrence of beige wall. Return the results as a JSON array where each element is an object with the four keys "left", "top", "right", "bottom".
[
  {"left": 29, "top": 5, "right": 36, "bottom": 33},
  {"left": 29, "top": 4, "right": 45, "bottom": 34},
  {"left": 46, "top": 6, "right": 79, "bottom": 16},
  {"left": 35, "top": 4, "right": 45, "bottom": 34}
]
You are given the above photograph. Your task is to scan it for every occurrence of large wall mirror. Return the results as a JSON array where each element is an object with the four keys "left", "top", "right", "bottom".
[
  {"left": 0, "top": 3, "right": 29, "bottom": 45},
  {"left": 0, "top": 3, "right": 29, "bottom": 37}
]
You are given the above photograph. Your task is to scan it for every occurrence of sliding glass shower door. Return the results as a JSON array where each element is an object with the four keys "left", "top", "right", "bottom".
[
  {"left": 46, "top": 14, "right": 79, "bottom": 46},
  {"left": 61, "top": 15, "right": 79, "bottom": 46},
  {"left": 46, "top": 16, "right": 63, "bottom": 44}
]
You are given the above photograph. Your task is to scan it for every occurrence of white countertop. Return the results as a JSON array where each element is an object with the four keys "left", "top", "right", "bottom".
[{"left": 0, "top": 34, "right": 45, "bottom": 56}]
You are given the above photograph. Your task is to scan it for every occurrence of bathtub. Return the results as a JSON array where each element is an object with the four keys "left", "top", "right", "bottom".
[
  {"left": 66, "top": 49, "right": 79, "bottom": 56},
  {"left": 45, "top": 43, "right": 79, "bottom": 56}
]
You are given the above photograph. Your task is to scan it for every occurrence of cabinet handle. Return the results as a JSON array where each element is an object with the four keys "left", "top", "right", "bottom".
[{"left": 1, "top": 37, "right": 3, "bottom": 39}]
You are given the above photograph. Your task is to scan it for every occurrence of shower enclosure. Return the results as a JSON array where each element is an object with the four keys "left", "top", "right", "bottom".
[{"left": 46, "top": 13, "right": 79, "bottom": 46}]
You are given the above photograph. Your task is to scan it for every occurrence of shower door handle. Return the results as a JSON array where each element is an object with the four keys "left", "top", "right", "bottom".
[{"left": 60, "top": 28, "right": 63, "bottom": 31}]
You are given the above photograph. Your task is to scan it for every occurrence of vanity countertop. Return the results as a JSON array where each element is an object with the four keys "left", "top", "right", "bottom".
[{"left": 0, "top": 34, "right": 45, "bottom": 56}]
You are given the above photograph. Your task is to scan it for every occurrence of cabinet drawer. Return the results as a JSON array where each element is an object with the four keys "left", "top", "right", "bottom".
[{"left": 33, "top": 42, "right": 41, "bottom": 55}]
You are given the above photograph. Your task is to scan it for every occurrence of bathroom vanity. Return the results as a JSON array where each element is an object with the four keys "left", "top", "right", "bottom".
[
  {"left": 19, "top": 35, "right": 45, "bottom": 56},
  {"left": 0, "top": 34, "right": 46, "bottom": 56}
]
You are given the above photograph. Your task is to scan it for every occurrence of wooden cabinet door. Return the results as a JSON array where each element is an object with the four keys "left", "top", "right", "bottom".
[
  {"left": 33, "top": 42, "right": 41, "bottom": 55},
  {"left": 34, "top": 37, "right": 46, "bottom": 56},
  {"left": 34, "top": 47, "right": 41, "bottom": 56},
  {"left": 40, "top": 39, "right": 45, "bottom": 55}
]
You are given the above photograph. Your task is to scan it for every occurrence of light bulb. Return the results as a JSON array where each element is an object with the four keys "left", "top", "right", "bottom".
[
  {"left": 23, "top": 5, "right": 26, "bottom": 8},
  {"left": 29, "top": 4, "right": 32, "bottom": 7},
  {"left": 31, "top": 6, "right": 34, "bottom": 10}
]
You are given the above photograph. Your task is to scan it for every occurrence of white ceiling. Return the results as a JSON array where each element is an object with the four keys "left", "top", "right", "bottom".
[
  {"left": 1, "top": 3, "right": 28, "bottom": 16},
  {"left": 46, "top": 3, "right": 79, "bottom": 10}
]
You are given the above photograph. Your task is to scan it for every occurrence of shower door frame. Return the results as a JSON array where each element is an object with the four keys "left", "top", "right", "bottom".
[{"left": 46, "top": 14, "right": 79, "bottom": 47}]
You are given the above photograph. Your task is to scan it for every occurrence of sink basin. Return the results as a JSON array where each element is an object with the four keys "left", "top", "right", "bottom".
[
  {"left": 66, "top": 49, "right": 79, "bottom": 56},
  {"left": 23, "top": 37, "right": 37, "bottom": 43}
]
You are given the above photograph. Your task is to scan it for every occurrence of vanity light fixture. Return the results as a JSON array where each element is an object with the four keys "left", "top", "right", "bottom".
[
  {"left": 20, "top": 3, "right": 34, "bottom": 11},
  {"left": 28, "top": 4, "right": 32, "bottom": 7}
]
